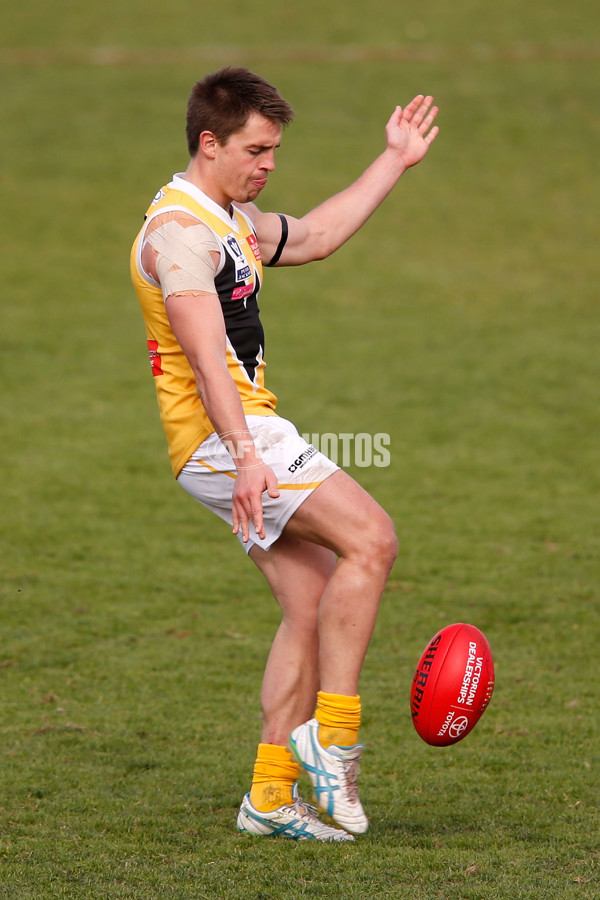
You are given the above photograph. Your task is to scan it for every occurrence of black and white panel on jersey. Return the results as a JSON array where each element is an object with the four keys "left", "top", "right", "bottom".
[{"left": 216, "top": 247, "right": 265, "bottom": 386}]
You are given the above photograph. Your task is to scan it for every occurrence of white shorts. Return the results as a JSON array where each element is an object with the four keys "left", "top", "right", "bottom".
[{"left": 177, "top": 415, "right": 339, "bottom": 553}]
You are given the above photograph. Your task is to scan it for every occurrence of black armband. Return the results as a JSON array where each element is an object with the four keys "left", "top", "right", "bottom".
[{"left": 265, "top": 213, "right": 289, "bottom": 267}]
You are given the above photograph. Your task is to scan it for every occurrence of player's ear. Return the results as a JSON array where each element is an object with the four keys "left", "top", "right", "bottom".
[{"left": 199, "top": 130, "right": 218, "bottom": 158}]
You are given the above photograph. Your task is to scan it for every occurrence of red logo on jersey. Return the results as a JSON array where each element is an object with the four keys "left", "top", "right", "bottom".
[
  {"left": 147, "top": 339, "right": 164, "bottom": 376},
  {"left": 232, "top": 284, "right": 254, "bottom": 301},
  {"left": 246, "top": 234, "right": 261, "bottom": 261}
]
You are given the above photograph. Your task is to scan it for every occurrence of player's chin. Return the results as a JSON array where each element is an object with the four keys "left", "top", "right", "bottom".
[
  {"left": 248, "top": 180, "right": 267, "bottom": 199},
  {"left": 235, "top": 187, "right": 262, "bottom": 204}
]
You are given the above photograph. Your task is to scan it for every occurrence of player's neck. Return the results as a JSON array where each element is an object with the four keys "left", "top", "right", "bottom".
[{"left": 181, "top": 160, "right": 232, "bottom": 213}]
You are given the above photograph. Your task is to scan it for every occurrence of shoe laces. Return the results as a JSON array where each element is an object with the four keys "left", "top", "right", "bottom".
[
  {"left": 291, "top": 797, "right": 321, "bottom": 821},
  {"left": 341, "top": 752, "right": 361, "bottom": 803}
]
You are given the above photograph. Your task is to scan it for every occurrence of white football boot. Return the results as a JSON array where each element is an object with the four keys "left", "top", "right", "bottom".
[
  {"left": 289, "top": 718, "right": 368, "bottom": 835},
  {"left": 236, "top": 783, "right": 355, "bottom": 842}
]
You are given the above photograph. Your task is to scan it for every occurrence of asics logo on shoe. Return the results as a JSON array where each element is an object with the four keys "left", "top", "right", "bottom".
[
  {"left": 236, "top": 788, "right": 354, "bottom": 842},
  {"left": 289, "top": 718, "right": 369, "bottom": 835}
]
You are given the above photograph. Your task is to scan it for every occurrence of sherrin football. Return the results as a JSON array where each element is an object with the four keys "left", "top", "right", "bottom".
[{"left": 410, "top": 623, "right": 495, "bottom": 747}]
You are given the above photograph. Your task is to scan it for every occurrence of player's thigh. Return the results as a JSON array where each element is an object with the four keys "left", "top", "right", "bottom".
[
  {"left": 283, "top": 469, "right": 398, "bottom": 561},
  {"left": 250, "top": 531, "right": 336, "bottom": 625}
]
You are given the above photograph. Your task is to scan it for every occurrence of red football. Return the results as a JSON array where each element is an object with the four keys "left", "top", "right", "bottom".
[{"left": 410, "top": 623, "right": 495, "bottom": 746}]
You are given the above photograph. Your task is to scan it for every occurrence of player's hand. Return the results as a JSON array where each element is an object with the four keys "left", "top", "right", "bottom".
[
  {"left": 232, "top": 462, "right": 280, "bottom": 544},
  {"left": 385, "top": 96, "right": 439, "bottom": 169}
]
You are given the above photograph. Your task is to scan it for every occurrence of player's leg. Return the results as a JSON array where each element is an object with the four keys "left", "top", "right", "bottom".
[
  {"left": 181, "top": 422, "right": 396, "bottom": 835},
  {"left": 281, "top": 467, "right": 398, "bottom": 834},
  {"left": 237, "top": 533, "right": 355, "bottom": 840},
  {"left": 249, "top": 533, "right": 336, "bottom": 745},
  {"left": 245, "top": 533, "right": 334, "bottom": 815},
  {"left": 283, "top": 468, "right": 398, "bottom": 695}
]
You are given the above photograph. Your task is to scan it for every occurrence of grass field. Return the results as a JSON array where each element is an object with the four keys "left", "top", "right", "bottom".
[{"left": 1, "top": 1, "right": 599, "bottom": 897}]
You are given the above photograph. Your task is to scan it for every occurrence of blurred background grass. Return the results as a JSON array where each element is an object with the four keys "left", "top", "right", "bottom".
[{"left": 1, "top": 1, "right": 599, "bottom": 897}]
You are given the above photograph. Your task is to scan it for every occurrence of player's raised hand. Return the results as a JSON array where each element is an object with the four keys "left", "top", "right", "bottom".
[{"left": 385, "top": 95, "right": 439, "bottom": 169}]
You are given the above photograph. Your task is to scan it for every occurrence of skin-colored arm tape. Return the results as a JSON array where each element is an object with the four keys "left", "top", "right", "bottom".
[{"left": 144, "top": 219, "right": 220, "bottom": 298}]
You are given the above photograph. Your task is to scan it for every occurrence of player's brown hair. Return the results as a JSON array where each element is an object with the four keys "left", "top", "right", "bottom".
[{"left": 186, "top": 67, "right": 295, "bottom": 156}]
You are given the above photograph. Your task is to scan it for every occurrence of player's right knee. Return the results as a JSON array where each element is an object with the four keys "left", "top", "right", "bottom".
[
  {"left": 354, "top": 512, "right": 398, "bottom": 576},
  {"left": 373, "top": 517, "right": 399, "bottom": 573}
]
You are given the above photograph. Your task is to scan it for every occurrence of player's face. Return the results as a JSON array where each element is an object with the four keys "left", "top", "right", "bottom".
[{"left": 213, "top": 113, "right": 282, "bottom": 206}]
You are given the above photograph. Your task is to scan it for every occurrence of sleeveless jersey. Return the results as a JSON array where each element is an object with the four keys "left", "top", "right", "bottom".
[{"left": 130, "top": 176, "right": 278, "bottom": 477}]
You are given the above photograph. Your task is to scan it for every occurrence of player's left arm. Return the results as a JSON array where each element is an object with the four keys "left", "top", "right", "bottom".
[{"left": 241, "top": 95, "right": 439, "bottom": 267}]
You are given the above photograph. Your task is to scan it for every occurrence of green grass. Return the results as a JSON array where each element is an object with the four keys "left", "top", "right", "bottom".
[{"left": 1, "top": 1, "right": 600, "bottom": 897}]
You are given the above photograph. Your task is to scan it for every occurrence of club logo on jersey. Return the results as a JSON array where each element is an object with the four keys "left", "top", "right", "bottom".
[
  {"left": 226, "top": 234, "right": 243, "bottom": 258},
  {"left": 225, "top": 233, "right": 252, "bottom": 281},
  {"left": 246, "top": 233, "right": 261, "bottom": 261}
]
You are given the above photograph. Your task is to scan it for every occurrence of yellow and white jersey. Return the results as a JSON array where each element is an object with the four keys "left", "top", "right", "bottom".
[{"left": 130, "top": 175, "right": 278, "bottom": 477}]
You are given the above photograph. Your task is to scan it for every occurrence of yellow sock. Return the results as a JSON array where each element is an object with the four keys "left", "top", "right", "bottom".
[
  {"left": 315, "top": 691, "right": 361, "bottom": 749},
  {"left": 249, "top": 743, "right": 300, "bottom": 812}
]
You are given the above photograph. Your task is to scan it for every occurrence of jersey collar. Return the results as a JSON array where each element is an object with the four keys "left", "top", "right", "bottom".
[{"left": 170, "top": 174, "right": 241, "bottom": 233}]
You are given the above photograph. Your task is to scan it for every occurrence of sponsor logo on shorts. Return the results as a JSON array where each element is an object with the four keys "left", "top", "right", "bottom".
[{"left": 288, "top": 446, "right": 318, "bottom": 474}]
